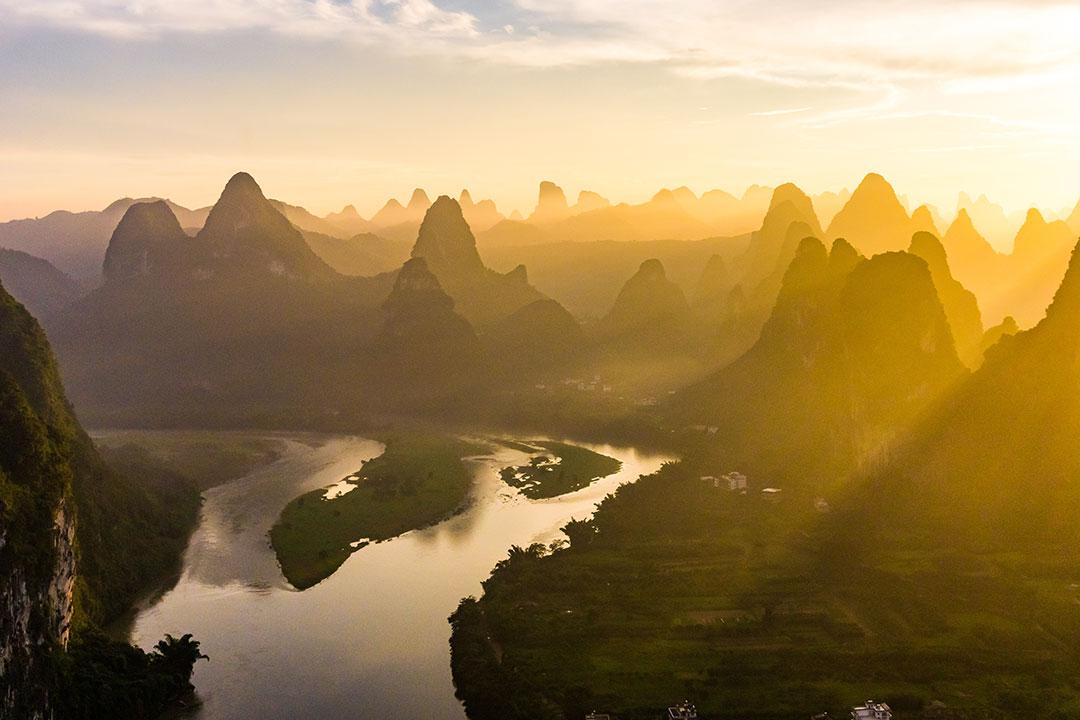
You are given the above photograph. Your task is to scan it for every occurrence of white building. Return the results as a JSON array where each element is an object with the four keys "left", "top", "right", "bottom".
[
  {"left": 851, "top": 700, "right": 892, "bottom": 720},
  {"left": 667, "top": 701, "right": 698, "bottom": 720},
  {"left": 724, "top": 471, "right": 748, "bottom": 492}
]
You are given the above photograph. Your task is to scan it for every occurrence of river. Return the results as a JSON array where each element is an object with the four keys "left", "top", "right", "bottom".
[{"left": 128, "top": 433, "right": 673, "bottom": 719}]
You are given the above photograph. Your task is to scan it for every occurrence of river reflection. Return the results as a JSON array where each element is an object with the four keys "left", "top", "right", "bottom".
[{"left": 129, "top": 433, "right": 673, "bottom": 720}]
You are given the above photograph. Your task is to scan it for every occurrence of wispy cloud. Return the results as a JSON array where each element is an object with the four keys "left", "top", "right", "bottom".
[
  {"left": 5, "top": 0, "right": 1080, "bottom": 93},
  {"left": 749, "top": 107, "right": 812, "bottom": 117},
  {"left": 4, "top": 0, "right": 1080, "bottom": 141}
]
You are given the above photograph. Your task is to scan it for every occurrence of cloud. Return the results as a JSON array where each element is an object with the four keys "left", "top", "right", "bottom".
[{"left": 4, "top": 0, "right": 1080, "bottom": 97}]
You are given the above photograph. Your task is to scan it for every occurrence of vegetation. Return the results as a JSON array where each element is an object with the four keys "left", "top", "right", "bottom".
[
  {"left": 0, "top": 279, "right": 209, "bottom": 718},
  {"left": 499, "top": 441, "right": 621, "bottom": 499},
  {"left": 54, "top": 631, "right": 208, "bottom": 720},
  {"left": 271, "top": 434, "right": 487, "bottom": 589},
  {"left": 451, "top": 461, "right": 1080, "bottom": 719}
]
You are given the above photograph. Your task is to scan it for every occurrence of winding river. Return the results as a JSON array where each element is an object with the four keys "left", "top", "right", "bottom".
[{"left": 128, "top": 433, "right": 673, "bottom": 719}]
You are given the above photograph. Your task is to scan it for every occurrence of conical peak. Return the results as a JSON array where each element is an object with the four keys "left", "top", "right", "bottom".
[
  {"left": 952, "top": 208, "right": 973, "bottom": 227},
  {"left": 384, "top": 198, "right": 405, "bottom": 211},
  {"left": 115, "top": 199, "right": 183, "bottom": 236},
  {"left": 1023, "top": 208, "right": 1046, "bottom": 227},
  {"left": 637, "top": 258, "right": 667, "bottom": 279},
  {"left": 795, "top": 235, "right": 828, "bottom": 262},
  {"left": 338, "top": 204, "right": 360, "bottom": 217},
  {"left": 912, "top": 205, "right": 938, "bottom": 234},
  {"left": 909, "top": 231, "right": 950, "bottom": 272},
  {"left": 103, "top": 200, "right": 187, "bottom": 283},
  {"left": 426, "top": 195, "right": 465, "bottom": 219},
  {"left": 828, "top": 237, "right": 862, "bottom": 272},
  {"left": 408, "top": 189, "right": 431, "bottom": 210},
  {"left": 220, "top": 172, "right": 264, "bottom": 202},
  {"left": 459, "top": 189, "right": 474, "bottom": 207},
  {"left": 769, "top": 182, "right": 812, "bottom": 212},
  {"left": 853, "top": 172, "right": 895, "bottom": 197},
  {"left": 411, "top": 196, "right": 484, "bottom": 277}
]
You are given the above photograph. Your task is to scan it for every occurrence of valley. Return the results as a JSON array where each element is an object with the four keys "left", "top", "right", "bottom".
[{"left": 120, "top": 431, "right": 671, "bottom": 719}]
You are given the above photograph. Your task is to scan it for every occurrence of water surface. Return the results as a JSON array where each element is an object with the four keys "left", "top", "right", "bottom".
[{"left": 130, "top": 433, "right": 672, "bottom": 719}]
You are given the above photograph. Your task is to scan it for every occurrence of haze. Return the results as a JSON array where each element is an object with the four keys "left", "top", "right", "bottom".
[{"left": 3, "top": 0, "right": 1080, "bottom": 221}]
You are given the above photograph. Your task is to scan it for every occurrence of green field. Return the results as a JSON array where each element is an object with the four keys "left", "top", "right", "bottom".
[
  {"left": 271, "top": 434, "right": 487, "bottom": 589},
  {"left": 92, "top": 430, "right": 286, "bottom": 490},
  {"left": 451, "top": 461, "right": 1080, "bottom": 720},
  {"left": 499, "top": 441, "right": 622, "bottom": 499}
]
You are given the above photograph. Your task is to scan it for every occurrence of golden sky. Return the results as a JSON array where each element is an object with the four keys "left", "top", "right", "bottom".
[{"left": 2, "top": 0, "right": 1080, "bottom": 220}]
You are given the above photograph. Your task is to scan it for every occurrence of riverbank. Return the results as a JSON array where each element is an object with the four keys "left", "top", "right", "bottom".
[{"left": 127, "top": 433, "right": 672, "bottom": 720}]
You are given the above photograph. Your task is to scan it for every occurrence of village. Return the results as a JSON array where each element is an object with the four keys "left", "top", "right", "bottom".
[{"left": 584, "top": 698, "right": 893, "bottom": 720}]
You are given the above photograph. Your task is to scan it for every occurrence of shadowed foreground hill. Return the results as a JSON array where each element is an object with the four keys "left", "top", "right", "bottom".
[
  {"left": 672, "top": 237, "right": 965, "bottom": 488},
  {"left": 0, "top": 280, "right": 205, "bottom": 717}
]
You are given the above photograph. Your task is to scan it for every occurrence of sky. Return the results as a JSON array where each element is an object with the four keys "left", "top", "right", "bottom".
[{"left": 2, "top": 0, "right": 1080, "bottom": 221}]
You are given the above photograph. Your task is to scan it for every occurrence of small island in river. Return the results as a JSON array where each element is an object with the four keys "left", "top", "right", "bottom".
[
  {"left": 499, "top": 441, "right": 622, "bottom": 499},
  {"left": 270, "top": 434, "right": 487, "bottom": 589}
]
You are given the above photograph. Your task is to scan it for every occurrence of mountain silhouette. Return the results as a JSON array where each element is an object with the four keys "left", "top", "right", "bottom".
[
  {"left": 0, "top": 197, "right": 208, "bottom": 280},
  {"left": 673, "top": 238, "right": 963, "bottom": 487},
  {"left": 51, "top": 172, "right": 393, "bottom": 423},
  {"left": 528, "top": 181, "right": 571, "bottom": 224},
  {"left": 600, "top": 258, "right": 690, "bottom": 340},
  {"left": 863, "top": 238, "right": 1080, "bottom": 545},
  {"left": 410, "top": 197, "right": 544, "bottom": 326},
  {"left": 0, "top": 249, "right": 81, "bottom": 322},
  {"left": 102, "top": 200, "right": 191, "bottom": 284},
  {"left": 324, "top": 204, "right": 375, "bottom": 236},
  {"left": 908, "top": 231, "right": 984, "bottom": 367},
  {"left": 371, "top": 257, "right": 485, "bottom": 408},
  {"left": 826, "top": 173, "right": 913, "bottom": 256}
]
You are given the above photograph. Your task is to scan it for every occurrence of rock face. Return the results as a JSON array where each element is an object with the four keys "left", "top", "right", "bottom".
[
  {"left": 675, "top": 239, "right": 963, "bottom": 487},
  {"left": 911, "top": 205, "right": 939, "bottom": 235},
  {"left": 908, "top": 231, "right": 984, "bottom": 367},
  {"left": 826, "top": 173, "right": 913, "bottom": 256},
  {"left": 0, "top": 280, "right": 80, "bottom": 719}
]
